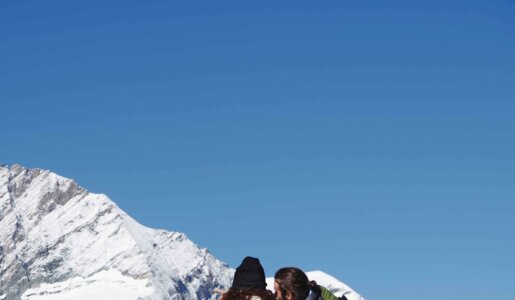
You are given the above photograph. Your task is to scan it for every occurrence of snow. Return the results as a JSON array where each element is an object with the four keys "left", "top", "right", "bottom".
[{"left": 20, "top": 269, "right": 154, "bottom": 300}]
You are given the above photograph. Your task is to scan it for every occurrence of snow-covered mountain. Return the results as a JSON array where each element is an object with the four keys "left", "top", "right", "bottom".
[
  {"left": 0, "top": 164, "right": 365, "bottom": 300},
  {"left": 0, "top": 164, "right": 232, "bottom": 300}
]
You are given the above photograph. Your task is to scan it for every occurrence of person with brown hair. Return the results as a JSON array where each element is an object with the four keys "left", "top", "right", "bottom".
[
  {"left": 216, "top": 256, "right": 275, "bottom": 300},
  {"left": 274, "top": 267, "right": 344, "bottom": 300},
  {"left": 274, "top": 267, "right": 310, "bottom": 300}
]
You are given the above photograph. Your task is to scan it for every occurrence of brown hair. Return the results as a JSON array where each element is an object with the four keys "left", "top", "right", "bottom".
[
  {"left": 220, "top": 288, "right": 275, "bottom": 300},
  {"left": 274, "top": 267, "right": 310, "bottom": 300}
]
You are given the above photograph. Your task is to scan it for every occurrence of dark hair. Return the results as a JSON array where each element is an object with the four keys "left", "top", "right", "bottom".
[
  {"left": 274, "top": 267, "right": 310, "bottom": 300},
  {"left": 220, "top": 288, "right": 275, "bottom": 300}
]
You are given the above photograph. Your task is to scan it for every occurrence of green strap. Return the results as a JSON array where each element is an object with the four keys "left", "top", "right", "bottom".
[{"left": 320, "top": 286, "right": 340, "bottom": 300}]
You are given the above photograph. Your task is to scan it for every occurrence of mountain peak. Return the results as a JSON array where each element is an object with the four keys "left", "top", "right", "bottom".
[{"left": 0, "top": 165, "right": 232, "bottom": 300}]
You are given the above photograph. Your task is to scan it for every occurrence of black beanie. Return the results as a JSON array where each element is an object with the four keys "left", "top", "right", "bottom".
[{"left": 232, "top": 256, "right": 267, "bottom": 290}]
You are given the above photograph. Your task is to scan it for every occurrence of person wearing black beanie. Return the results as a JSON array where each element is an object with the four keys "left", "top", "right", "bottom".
[
  {"left": 217, "top": 256, "right": 274, "bottom": 300},
  {"left": 232, "top": 256, "right": 267, "bottom": 290}
]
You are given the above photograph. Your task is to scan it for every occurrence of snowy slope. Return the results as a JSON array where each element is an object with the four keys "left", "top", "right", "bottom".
[
  {"left": 0, "top": 164, "right": 365, "bottom": 300},
  {"left": 20, "top": 269, "right": 154, "bottom": 300}
]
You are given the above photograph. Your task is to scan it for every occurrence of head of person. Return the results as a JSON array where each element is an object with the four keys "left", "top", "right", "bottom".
[
  {"left": 274, "top": 267, "right": 310, "bottom": 300},
  {"left": 221, "top": 257, "right": 274, "bottom": 300}
]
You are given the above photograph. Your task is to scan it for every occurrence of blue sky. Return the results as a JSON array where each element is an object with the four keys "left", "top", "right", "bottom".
[{"left": 1, "top": 1, "right": 515, "bottom": 299}]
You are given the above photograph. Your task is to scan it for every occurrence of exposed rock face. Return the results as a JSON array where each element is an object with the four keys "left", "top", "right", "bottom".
[{"left": 0, "top": 165, "right": 233, "bottom": 300}]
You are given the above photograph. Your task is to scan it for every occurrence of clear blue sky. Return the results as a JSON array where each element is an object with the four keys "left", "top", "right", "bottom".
[{"left": 1, "top": 1, "right": 514, "bottom": 299}]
